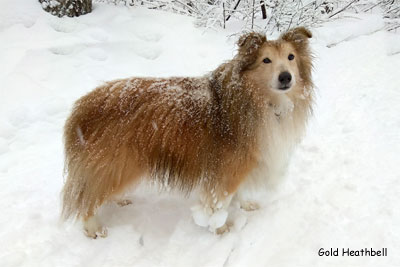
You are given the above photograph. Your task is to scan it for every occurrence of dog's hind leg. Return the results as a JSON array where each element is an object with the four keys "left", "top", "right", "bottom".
[
  {"left": 83, "top": 214, "right": 108, "bottom": 239},
  {"left": 111, "top": 194, "right": 133, "bottom": 207},
  {"left": 81, "top": 147, "right": 144, "bottom": 238},
  {"left": 237, "top": 194, "right": 260, "bottom": 211},
  {"left": 116, "top": 199, "right": 133, "bottom": 207},
  {"left": 235, "top": 182, "right": 260, "bottom": 211}
]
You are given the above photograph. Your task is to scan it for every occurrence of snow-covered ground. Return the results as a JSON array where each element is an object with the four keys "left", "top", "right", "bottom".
[{"left": 1, "top": 1, "right": 400, "bottom": 266}]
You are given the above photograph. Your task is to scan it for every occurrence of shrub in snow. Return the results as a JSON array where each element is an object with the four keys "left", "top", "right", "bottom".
[
  {"left": 93, "top": 0, "right": 399, "bottom": 33},
  {"left": 39, "top": 0, "right": 92, "bottom": 17}
]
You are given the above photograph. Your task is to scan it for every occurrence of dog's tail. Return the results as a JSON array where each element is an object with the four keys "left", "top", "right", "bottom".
[
  {"left": 61, "top": 105, "right": 93, "bottom": 220},
  {"left": 61, "top": 90, "right": 108, "bottom": 220},
  {"left": 61, "top": 84, "right": 141, "bottom": 220},
  {"left": 62, "top": 129, "right": 139, "bottom": 220}
]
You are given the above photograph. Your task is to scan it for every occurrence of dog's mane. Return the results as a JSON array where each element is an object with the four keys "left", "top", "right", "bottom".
[{"left": 208, "top": 33, "right": 267, "bottom": 150}]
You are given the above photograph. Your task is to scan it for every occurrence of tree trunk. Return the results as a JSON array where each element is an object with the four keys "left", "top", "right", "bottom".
[
  {"left": 260, "top": 0, "right": 267, "bottom": 19},
  {"left": 39, "top": 0, "right": 92, "bottom": 17}
]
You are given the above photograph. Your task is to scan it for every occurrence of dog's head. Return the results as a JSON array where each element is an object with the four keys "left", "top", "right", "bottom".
[{"left": 238, "top": 27, "right": 312, "bottom": 95}]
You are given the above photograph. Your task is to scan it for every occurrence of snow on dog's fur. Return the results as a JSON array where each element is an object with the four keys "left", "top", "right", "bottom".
[{"left": 62, "top": 27, "right": 314, "bottom": 238}]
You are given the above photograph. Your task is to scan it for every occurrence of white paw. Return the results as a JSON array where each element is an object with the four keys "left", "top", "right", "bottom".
[
  {"left": 191, "top": 205, "right": 229, "bottom": 233},
  {"left": 240, "top": 201, "right": 260, "bottom": 211},
  {"left": 208, "top": 209, "right": 228, "bottom": 230}
]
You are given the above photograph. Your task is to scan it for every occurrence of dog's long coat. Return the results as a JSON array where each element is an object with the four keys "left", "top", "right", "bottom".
[{"left": 62, "top": 27, "right": 314, "bottom": 237}]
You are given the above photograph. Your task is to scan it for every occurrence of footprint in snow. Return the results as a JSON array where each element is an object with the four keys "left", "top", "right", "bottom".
[
  {"left": 48, "top": 18, "right": 78, "bottom": 33},
  {"left": 49, "top": 46, "right": 75, "bottom": 56},
  {"left": 87, "top": 28, "right": 110, "bottom": 42},
  {"left": 23, "top": 20, "right": 35, "bottom": 28},
  {"left": 133, "top": 30, "right": 163, "bottom": 42},
  {"left": 86, "top": 48, "right": 108, "bottom": 61},
  {"left": 134, "top": 47, "right": 162, "bottom": 60}
]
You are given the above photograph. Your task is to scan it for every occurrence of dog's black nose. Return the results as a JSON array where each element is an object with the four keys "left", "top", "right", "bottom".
[{"left": 278, "top": 71, "right": 292, "bottom": 86}]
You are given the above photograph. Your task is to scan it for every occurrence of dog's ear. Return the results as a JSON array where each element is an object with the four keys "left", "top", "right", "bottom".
[
  {"left": 237, "top": 32, "right": 266, "bottom": 55},
  {"left": 280, "top": 27, "right": 312, "bottom": 44},
  {"left": 236, "top": 32, "right": 266, "bottom": 71}
]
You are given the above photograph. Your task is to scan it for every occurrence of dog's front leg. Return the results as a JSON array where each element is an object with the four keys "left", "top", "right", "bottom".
[{"left": 191, "top": 188, "right": 234, "bottom": 234}]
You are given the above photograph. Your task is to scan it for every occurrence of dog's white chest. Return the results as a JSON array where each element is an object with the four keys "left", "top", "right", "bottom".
[
  {"left": 253, "top": 97, "right": 306, "bottom": 187},
  {"left": 272, "top": 94, "right": 294, "bottom": 117}
]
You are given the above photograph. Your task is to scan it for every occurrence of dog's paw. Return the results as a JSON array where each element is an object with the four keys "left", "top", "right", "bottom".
[
  {"left": 240, "top": 201, "right": 260, "bottom": 211},
  {"left": 116, "top": 199, "right": 132, "bottom": 207},
  {"left": 215, "top": 221, "right": 233, "bottom": 235},
  {"left": 83, "top": 216, "right": 108, "bottom": 239},
  {"left": 84, "top": 226, "right": 108, "bottom": 239}
]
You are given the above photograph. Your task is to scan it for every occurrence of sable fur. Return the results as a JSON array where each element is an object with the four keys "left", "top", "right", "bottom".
[{"left": 62, "top": 27, "right": 314, "bottom": 230}]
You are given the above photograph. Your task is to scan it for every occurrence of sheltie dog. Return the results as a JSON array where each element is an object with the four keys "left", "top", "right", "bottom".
[{"left": 62, "top": 27, "right": 313, "bottom": 238}]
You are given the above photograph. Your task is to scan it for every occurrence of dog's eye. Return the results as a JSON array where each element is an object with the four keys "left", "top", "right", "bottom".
[
  {"left": 263, "top": 58, "right": 271, "bottom": 64},
  {"left": 288, "top": 54, "right": 295, "bottom": 60}
]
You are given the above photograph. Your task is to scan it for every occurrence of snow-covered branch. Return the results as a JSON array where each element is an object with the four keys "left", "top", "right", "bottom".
[{"left": 93, "top": 0, "right": 400, "bottom": 33}]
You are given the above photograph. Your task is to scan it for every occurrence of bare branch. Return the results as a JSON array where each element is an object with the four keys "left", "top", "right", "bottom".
[{"left": 329, "top": 0, "right": 358, "bottom": 18}]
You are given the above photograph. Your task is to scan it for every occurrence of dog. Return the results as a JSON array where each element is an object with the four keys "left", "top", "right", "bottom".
[{"left": 62, "top": 27, "right": 313, "bottom": 238}]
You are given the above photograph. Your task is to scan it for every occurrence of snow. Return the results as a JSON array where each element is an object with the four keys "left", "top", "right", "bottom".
[
  {"left": 315, "top": 13, "right": 385, "bottom": 47},
  {"left": 1, "top": 1, "right": 400, "bottom": 267}
]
